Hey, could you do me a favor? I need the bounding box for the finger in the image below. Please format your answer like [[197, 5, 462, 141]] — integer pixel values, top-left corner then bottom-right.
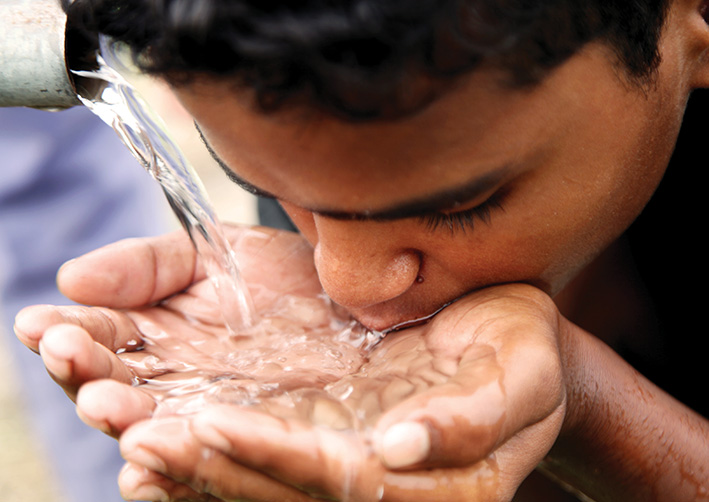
[[76, 379, 156, 437], [37, 323, 138, 400], [119, 463, 219, 502], [189, 406, 384, 500], [189, 407, 506, 502], [57, 230, 201, 308], [14, 304, 144, 353], [380, 459, 502, 502], [120, 416, 318, 502], [373, 327, 564, 470]]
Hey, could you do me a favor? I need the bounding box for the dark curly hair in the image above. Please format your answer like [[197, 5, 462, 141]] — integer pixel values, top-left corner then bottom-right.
[[64, 0, 671, 119]]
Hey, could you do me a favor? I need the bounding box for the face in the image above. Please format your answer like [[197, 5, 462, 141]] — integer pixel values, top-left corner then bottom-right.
[[174, 33, 695, 331]]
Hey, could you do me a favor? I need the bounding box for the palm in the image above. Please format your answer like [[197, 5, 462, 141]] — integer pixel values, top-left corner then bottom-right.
[[120, 284, 566, 502], [119, 267, 375, 420]]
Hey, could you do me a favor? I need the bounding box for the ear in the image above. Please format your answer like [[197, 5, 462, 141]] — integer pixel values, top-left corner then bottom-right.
[[681, 0, 709, 88]]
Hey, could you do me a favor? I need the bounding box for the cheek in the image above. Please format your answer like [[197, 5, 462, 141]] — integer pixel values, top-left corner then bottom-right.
[[413, 196, 606, 297], [411, 226, 541, 295]]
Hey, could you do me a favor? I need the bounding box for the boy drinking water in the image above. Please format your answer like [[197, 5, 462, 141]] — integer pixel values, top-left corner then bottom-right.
[[14, 0, 709, 500]]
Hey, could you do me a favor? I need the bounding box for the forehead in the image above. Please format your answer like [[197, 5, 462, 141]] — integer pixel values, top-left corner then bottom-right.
[[174, 45, 632, 211]]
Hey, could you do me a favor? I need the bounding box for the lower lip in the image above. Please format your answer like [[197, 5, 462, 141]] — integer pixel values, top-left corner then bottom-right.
[[377, 300, 457, 334]]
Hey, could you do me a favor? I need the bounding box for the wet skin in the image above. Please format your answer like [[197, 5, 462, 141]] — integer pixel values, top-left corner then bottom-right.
[[173, 36, 695, 331]]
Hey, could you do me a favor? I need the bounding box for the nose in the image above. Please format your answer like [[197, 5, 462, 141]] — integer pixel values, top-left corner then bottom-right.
[[311, 216, 421, 309]]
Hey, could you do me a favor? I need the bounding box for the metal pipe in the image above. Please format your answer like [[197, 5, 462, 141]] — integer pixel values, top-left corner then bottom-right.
[[0, 0, 80, 109]]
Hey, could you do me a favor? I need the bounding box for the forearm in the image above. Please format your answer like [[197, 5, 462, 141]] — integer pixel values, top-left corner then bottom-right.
[[545, 322, 708, 502]]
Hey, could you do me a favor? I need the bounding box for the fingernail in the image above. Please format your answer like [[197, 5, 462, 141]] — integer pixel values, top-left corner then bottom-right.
[[123, 447, 167, 473], [38, 338, 72, 381], [379, 422, 430, 468], [128, 483, 169, 502]]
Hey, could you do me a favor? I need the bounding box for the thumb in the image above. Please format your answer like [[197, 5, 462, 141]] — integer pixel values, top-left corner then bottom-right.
[[57, 230, 200, 308], [373, 344, 506, 469], [373, 340, 563, 470]]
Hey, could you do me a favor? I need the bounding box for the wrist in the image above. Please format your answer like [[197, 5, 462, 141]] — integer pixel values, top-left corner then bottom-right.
[[554, 319, 592, 439], [546, 321, 709, 502]]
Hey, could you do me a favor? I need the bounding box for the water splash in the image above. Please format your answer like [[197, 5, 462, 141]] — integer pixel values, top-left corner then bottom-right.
[[74, 36, 257, 332]]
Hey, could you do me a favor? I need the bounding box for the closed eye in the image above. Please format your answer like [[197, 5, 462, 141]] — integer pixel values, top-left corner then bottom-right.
[[419, 190, 506, 234]]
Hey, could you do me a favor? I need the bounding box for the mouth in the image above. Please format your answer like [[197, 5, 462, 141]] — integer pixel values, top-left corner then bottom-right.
[[345, 298, 458, 333]]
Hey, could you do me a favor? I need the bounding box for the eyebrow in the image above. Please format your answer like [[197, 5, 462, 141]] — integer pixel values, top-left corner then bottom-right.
[[197, 123, 509, 221]]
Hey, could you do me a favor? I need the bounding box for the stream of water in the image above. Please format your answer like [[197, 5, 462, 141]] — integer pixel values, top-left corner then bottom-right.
[[74, 39, 258, 334]]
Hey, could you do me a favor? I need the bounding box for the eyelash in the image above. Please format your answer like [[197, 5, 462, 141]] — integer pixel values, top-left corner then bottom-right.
[[419, 191, 505, 234]]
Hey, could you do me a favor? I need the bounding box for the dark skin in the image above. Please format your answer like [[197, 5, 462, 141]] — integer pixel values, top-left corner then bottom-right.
[[14, 0, 709, 499]]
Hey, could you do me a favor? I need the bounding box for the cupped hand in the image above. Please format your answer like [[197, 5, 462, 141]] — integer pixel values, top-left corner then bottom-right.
[[118, 283, 567, 502], [14, 226, 567, 501], [13, 225, 342, 434]]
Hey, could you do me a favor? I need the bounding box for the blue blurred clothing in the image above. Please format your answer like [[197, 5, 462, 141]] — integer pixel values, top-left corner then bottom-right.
[[0, 106, 167, 502]]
